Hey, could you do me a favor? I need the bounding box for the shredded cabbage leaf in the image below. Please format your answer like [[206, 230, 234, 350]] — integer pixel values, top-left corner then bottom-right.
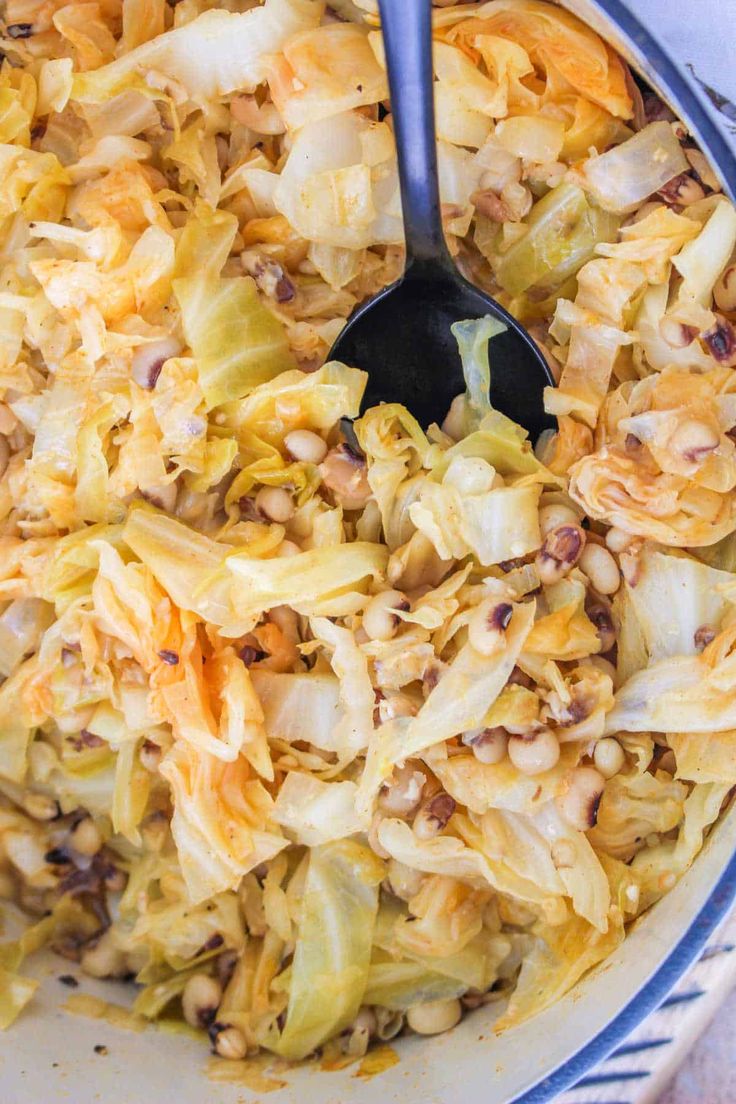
[[174, 275, 295, 410], [267, 840, 382, 1059]]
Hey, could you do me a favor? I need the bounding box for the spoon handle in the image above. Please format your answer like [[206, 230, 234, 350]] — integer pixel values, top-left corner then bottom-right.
[[378, 0, 452, 273]]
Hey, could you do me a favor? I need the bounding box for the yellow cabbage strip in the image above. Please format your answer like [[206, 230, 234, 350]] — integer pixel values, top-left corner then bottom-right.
[[226, 542, 389, 623], [160, 742, 286, 903], [669, 731, 736, 785], [71, 0, 325, 105], [495, 908, 624, 1030], [427, 743, 580, 817], [0, 969, 38, 1029], [447, 0, 632, 118], [606, 632, 736, 735], [380, 816, 558, 909], [268, 840, 382, 1060], [174, 274, 295, 410]]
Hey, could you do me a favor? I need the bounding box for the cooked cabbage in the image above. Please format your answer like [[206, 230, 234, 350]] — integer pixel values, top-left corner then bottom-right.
[[268, 840, 382, 1059], [73, 0, 325, 104], [1, 0, 734, 1065], [574, 123, 688, 212]]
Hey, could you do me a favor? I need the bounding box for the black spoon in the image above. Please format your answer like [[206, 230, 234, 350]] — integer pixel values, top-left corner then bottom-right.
[[328, 0, 555, 438]]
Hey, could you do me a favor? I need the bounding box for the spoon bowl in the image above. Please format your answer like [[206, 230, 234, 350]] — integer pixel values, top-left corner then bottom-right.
[[327, 0, 556, 436], [330, 263, 555, 438]]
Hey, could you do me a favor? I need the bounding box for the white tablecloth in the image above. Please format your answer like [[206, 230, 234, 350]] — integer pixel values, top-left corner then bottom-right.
[[623, 0, 736, 140]]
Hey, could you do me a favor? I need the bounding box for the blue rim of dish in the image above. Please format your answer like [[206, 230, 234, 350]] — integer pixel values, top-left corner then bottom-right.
[[511, 4, 736, 1099]]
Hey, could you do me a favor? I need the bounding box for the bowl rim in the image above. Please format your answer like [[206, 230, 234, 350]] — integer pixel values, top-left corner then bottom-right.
[[583, 0, 736, 201], [512, 845, 736, 1102], [511, 6, 736, 1098]]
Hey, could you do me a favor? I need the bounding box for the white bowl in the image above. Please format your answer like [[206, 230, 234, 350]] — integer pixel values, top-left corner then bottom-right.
[[8, 799, 736, 1104], [5, 5, 736, 1102]]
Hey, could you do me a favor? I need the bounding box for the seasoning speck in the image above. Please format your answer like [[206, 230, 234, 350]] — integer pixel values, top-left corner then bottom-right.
[[58, 974, 79, 988], [93, 1044, 108, 1056], [44, 847, 71, 865], [198, 932, 224, 953], [239, 644, 266, 667]]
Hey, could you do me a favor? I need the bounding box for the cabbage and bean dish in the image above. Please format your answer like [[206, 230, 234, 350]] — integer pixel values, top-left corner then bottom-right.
[[2, 0, 736, 1067]]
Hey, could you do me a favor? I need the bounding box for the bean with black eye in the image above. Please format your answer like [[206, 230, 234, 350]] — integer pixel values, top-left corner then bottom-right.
[[461, 726, 508, 765], [407, 998, 461, 1035], [69, 816, 102, 857], [468, 599, 514, 655], [378, 763, 425, 817], [284, 429, 327, 465], [579, 544, 620, 595], [556, 767, 606, 831], [182, 973, 222, 1030], [255, 485, 294, 523], [669, 418, 721, 462], [209, 1023, 248, 1060], [586, 594, 616, 653], [593, 737, 625, 778], [538, 503, 578, 537], [508, 728, 560, 775], [413, 792, 456, 839], [702, 316, 736, 367], [0, 435, 9, 480], [656, 172, 706, 206], [319, 444, 371, 510], [535, 524, 585, 585], [362, 590, 409, 641], [131, 337, 181, 390], [714, 265, 736, 313]]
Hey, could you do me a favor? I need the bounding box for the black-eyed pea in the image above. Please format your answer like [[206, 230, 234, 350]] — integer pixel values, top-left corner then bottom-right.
[[69, 815, 102, 857], [319, 444, 371, 510], [0, 434, 8, 480], [363, 590, 409, 641], [507, 728, 560, 775], [461, 726, 508, 765], [714, 265, 736, 313], [538, 503, 578, 538], [284, 429, 328, 465], [593, 737, 625, 779], [535, 524, 586, 585], [579, 543, 621, 595], [586, 595, 616, 653], [378, 763, 425, 817], [467, 600, 514, 656], [80, 931, 128, 979], [412, 792, 456, 840], [131, 337, 181, 390], [406, 998, 461, 1035], [669, 418, 721, 463], [210, 1023, 248, 1060], [255, 485, 294, 523], [182, 973, 222, 1029], [555, 766, 606, 831], [386, 858, 425, 901], [22, 792, 59, 821]]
